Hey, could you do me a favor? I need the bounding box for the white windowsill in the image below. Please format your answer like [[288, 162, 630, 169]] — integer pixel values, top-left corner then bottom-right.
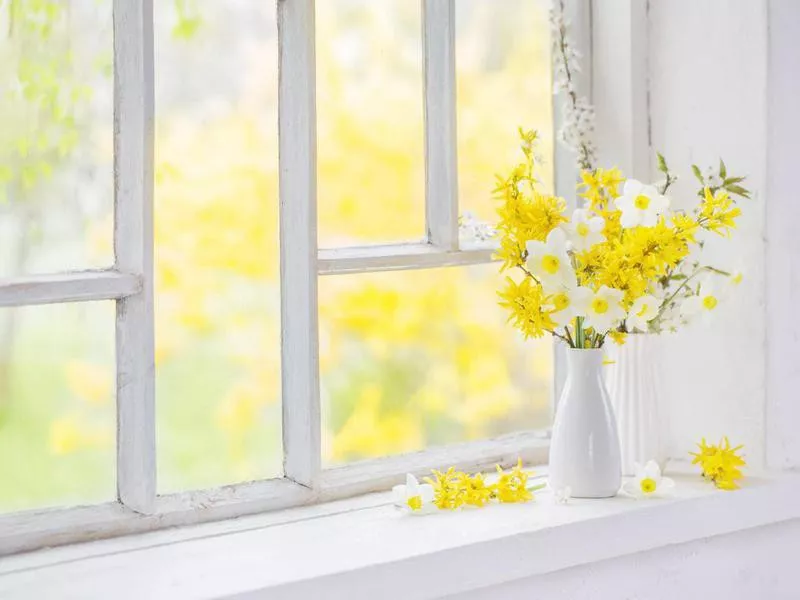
[[1, 464, 798, 600]]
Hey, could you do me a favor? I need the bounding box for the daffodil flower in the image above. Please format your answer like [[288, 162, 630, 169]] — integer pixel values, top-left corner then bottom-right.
[[545, 285, 592, 327], [626, 294, 659, 332], [392, 474, 435, 515], [680, 281, 723, 319], [565, 208, 605, 251], [622, 460, 674, 499], [525, 228, 574, 291], [573, 285, 625, 333], [614, 179, 670, 228]]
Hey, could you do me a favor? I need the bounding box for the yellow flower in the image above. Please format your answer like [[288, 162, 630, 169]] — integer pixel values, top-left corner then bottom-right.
[[459, 472, 494, 507], [497, 276, 557, 339], [690, 437, 746, 490], [494, 458, 534, 503], [698, 187, 741, 235], [607, 329, 627, 345], [425, 467, 466, 510]]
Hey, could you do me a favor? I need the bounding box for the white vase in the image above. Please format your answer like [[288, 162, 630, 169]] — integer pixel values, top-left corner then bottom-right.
[[604, 334, 667, 476], [549, 348, 621, 498]]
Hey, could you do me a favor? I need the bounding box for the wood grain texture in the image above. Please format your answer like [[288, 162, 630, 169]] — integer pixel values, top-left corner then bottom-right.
[[113, 0, 156, 514], [318, 241, 497, 275], [0, 271, 140, 307], [423, 0, 459, 250], [278, 0, 321, 489], [0, 479, 311, 557]]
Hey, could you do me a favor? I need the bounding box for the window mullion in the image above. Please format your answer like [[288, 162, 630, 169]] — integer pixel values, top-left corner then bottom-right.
[[278, 0, 321, 489], [113, 0, 156, 514], [423, 0, 459, 251]]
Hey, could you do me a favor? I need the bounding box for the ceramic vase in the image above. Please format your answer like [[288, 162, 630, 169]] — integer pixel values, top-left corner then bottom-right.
[[549, 348, 621, 498], [604, 333, 667, 476]]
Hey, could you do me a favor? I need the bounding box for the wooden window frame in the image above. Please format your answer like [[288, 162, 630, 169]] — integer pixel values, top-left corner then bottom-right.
[[0, 0, 590, 555]]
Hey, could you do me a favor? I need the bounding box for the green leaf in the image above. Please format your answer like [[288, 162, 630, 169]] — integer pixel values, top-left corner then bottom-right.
[[723, 176, 746, 185], [719, 158, 727, 179], [727, 184, 751, 198], [691, 164, 704, 185], [656, 152, 668, 173]]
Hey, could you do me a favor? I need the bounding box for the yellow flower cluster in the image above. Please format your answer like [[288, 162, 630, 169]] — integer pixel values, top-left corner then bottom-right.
[[497, 276, 556, 339], [494, 130, 567, 272], [424, 459, 539, 510], [698, 187, 741, 236], [494, 129, 749, 347], [575, 217, 696, 304], [690, 437, 746, 490]]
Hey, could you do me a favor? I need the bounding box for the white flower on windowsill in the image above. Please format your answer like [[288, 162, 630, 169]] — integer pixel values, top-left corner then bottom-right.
[[614, 179, 670, 228], [526, 228, 574, 291], [565, 208, 605, 251], [626, 294, 659, 332], [392, 474, 435, 515], [622, 460, 675, 499]]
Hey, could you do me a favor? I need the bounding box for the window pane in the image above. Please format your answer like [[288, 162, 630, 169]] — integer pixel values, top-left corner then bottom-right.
[[456, 0, 554, 228], [154, 1, 282, 492], [0, 302, 115, 512], [320, 265, 552, 465], [0, 3, 113, 276], [317, 0, 425, 247]]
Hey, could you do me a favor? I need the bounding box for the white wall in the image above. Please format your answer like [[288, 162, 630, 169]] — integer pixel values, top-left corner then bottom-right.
[[448, 518, 800, 600], [593, 0, 770, 466]]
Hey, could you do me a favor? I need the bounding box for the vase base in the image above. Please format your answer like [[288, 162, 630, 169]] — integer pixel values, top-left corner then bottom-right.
[[569, 491, 619, 499]]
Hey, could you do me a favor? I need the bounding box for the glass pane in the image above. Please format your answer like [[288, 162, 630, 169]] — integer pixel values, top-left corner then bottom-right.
[[0, 302, 115, 512], [320, 265, 552, 465], [154, 1, 282, 492], [317, 0, 425, 247], [456, 0, 554, 228], [0, 2, 113, 276]]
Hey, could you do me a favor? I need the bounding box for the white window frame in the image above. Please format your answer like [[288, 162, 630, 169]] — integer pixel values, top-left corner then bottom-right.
[[0, 0, 591, 555]]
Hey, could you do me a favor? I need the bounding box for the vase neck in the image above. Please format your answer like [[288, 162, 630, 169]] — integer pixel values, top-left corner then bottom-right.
[[565, 348, 604, 373]]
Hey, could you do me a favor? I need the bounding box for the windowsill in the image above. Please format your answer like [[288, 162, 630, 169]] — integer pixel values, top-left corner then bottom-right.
[[1, 464, 798, 600]]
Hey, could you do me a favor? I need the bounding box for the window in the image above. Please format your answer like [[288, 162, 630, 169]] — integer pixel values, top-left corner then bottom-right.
[[0, 0, 572, 554]]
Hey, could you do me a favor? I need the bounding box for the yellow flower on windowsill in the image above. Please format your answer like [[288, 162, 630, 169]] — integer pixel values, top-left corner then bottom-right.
[[494, 458, 534, 503], [690, 437, 746, 490]]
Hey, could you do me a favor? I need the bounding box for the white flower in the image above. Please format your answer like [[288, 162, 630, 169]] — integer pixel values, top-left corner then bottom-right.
[[729, 270, 744, 287], [392, 474, 435, 515], [565, 208, 605, 251], [554, 486, 572, 505], [622, 460, 674, 499], [626, 294, 659, 332], [526, 228, 575, 291], [573, 285, 625, 333], [545, 285, 592, 327], [614, 180, 670, 228], [680, 281, 723, 319]]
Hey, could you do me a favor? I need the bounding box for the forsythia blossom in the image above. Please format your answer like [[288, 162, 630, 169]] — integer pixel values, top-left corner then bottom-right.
[[414, 459, 541, 513], [690, 437, 746, 490]]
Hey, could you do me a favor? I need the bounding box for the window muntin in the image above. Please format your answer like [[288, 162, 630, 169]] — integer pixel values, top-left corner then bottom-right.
[[0, 0, 563, 552]]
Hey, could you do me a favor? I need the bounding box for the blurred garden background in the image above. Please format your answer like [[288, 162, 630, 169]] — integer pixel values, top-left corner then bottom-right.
[[0, 0, 553, 512]]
